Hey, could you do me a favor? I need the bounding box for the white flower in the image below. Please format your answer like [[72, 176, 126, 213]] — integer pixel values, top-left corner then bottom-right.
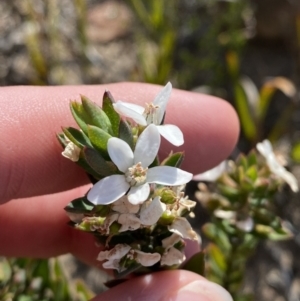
[[87, 124, 193, 205], [257, 140, 299, 192], [113, 82, 184, 146], [62, 141, 81, 162]]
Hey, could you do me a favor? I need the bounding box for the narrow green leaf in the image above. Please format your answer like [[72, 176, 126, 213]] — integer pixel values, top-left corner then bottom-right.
[[81, 95, 112, 134], [234, 82, 257, 142], [208, 244, 227, 272], [62, 127, 92, 148], [70, 101, 89, 134], [119, 119, 134, 149], [64, 197, 94, 214], [292, 142, 300, 163], [161, 152, 184, 167], [102, 91, 120, 137], [76, 157, 103, 181], [56, 133, 67, 148], [181, 251, 205, 276], [87, 125, 112, 158], [0, 257, 12, 284], [84, 147, 117, 177]]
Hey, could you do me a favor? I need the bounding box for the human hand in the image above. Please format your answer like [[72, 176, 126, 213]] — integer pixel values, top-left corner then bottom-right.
[[0, 83, 239, 301]]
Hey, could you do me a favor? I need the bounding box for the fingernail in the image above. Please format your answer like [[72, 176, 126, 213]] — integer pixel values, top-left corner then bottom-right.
[[173, 280, 233, 301]]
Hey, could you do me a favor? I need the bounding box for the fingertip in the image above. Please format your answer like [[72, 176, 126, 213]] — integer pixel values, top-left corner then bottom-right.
[[90, 270, 232, 301]]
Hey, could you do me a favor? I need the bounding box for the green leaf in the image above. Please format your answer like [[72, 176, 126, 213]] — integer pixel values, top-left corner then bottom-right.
[[62, 127, 92, 148], [181, 251, 205, 276], [161, 152, 184, 167], [81, 95, 112, 134], [119, 119, 134, 150], [83, 147, 117, 177], [102, 91, 120, 137], [76, 157, 103, 181], [70, 101, 89, 134], [245, 165, 257, 182], [234, 82, 257, 142], [56, 133, 67, 148], [64, 197, 94, 214], [208, 244, 227, 272], [0, 257, 12, 284], [202, 223, 231, 253], [292, 142, 300, 163], [87, 125, 112, 158]]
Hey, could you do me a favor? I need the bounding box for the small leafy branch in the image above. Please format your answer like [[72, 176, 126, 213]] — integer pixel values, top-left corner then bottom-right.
[[58, 83, 202, 282], [195, 140, 298, 300]]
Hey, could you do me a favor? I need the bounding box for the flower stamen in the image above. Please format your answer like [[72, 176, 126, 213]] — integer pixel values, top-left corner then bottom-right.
[[125, 162, 148, 186], [144, 102, 160, 124]]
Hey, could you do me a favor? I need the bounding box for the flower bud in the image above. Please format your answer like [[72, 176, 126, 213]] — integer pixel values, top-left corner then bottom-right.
[[155, 188, 177, 204], [158, 211, 176, 225]]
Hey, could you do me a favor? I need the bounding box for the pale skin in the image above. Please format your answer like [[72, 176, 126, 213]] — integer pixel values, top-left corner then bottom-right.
[[0, 83, 239, 301]]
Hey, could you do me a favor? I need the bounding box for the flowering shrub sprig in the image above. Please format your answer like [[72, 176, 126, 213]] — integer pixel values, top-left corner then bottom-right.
[[195, 139, 299, 300], [57, 83, 200, 279]]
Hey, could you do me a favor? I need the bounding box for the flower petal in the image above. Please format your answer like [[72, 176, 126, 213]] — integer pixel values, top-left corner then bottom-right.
[[134, 250, 161, 267], [111, 196, 140, 214], [98, 244, 131, 261], [236, 217, 254, 232], [113, 101, 147, 126], [103, 259, 120, 271], [127, 183, 150, 205], [108, 138, 134, 172], [157, 124, 183, 146], [193, 161, 227, 182], [134, 124, 160, 168], [139, 196, 166, 226], [161, 247, 185, 266], [103, 213, 119, 235], [256, 140, 273, 158], [153, 82, 172, 124], [168, 217, 199, 241], [87, 175, 129, 205], [118, 213, 141, 232], [162, 233, 182, 250], [257, 140, 299, 192], [147, 166, 193, 186]]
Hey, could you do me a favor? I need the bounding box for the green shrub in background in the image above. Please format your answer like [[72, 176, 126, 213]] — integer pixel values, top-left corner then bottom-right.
[[0, 257, 93, 301]]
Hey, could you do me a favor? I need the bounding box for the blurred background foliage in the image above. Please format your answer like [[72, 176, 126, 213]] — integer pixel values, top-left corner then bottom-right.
[[1, 0, 300, 300]]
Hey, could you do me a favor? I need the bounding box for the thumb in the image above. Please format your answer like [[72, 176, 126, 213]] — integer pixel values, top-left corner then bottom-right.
[[91, 270, 232, 301]]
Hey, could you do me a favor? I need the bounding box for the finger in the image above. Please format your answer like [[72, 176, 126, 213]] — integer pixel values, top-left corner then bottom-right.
[[0, 185, 102, 266], [0, 83, 239, 203], [91, 270, 232, 301], [0, 186, 200, 265]]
